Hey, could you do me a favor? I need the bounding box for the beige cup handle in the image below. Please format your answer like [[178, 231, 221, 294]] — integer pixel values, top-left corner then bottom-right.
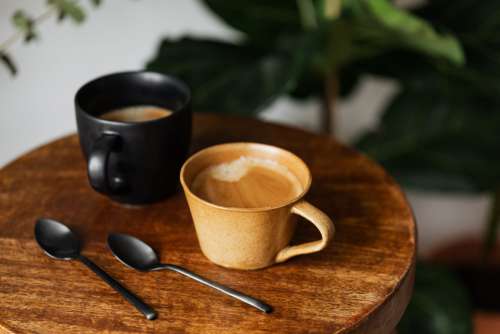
[[275, 200, 335, 263]]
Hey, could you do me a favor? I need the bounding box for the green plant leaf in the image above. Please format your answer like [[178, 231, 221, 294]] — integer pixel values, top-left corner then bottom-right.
[[398, 263, 473, 334], [201, 0, 302, 41], [415, 0, 500, 37], [343, 0, 464, 66], [0, 52, 17, 76], [356, 76, 500, 193], [11, 10, 37, 42], [290, 60, 359, 99], [415, 0, 500, 99], [146, 36, 312, 115], [289, 69, 323, 99], [90, 0, 102, 6], [351, 0, 500, 194], [48, 0, 86, 23]]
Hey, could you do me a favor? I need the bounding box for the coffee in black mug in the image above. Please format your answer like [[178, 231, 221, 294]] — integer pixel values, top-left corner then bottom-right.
[[75, 71, 191, 204]]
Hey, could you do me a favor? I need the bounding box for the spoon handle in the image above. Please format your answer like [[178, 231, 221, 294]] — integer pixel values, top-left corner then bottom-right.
[[157, 264, 272, 313], [78, 255, 157, 320]]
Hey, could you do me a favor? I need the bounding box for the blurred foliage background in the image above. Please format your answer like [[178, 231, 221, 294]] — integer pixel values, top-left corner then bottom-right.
[[147, 1, 497, 332], [145, 1, 499, 329]]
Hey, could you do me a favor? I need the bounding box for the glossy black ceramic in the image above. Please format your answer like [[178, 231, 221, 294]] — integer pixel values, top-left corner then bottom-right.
[[75, 71, 191, 204]]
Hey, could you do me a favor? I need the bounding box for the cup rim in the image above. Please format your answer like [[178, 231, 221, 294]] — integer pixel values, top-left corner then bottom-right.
[[75, 70, 191, 127], [180, 142, 312, 212]]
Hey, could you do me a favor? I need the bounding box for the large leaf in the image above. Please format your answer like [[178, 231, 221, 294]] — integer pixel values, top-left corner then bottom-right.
[[351, 0, 500, 193], [201, 0, 302, 41], [415, 0, 500, 98], [146, 36, 312, 115], [357, 0, 500, 96], [323, 0, 466, 98], [415, 0, 500, 37], [340, 0, 464, 66], [398, 263, 473, 334], [356, 77, 500, 193]]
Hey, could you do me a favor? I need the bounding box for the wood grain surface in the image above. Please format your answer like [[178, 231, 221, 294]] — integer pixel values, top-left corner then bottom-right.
[[0, 113, 416, 334]]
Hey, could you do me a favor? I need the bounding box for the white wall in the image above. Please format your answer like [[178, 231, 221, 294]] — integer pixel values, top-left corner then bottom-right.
[[0, 0, 491, 255]]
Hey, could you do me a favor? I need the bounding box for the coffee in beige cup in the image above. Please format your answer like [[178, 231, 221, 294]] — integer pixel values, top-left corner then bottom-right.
[[180, 142, 335, 270]]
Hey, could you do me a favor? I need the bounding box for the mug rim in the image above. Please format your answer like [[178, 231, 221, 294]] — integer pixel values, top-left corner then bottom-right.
[[180, 142, 312, 212], [75, 70, 191, 127]]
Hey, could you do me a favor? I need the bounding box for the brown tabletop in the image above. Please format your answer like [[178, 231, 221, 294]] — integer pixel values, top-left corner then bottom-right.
[[0, 113, 415, 334]]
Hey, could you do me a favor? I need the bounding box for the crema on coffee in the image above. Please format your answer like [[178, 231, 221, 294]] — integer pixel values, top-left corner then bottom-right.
[[191, 156, 303, 209]]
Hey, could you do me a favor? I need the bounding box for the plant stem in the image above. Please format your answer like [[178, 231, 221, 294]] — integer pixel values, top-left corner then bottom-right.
[[482, 188, 500, 261], [0, 6, 57, 53], [322, 72, 338, 135], [319, 0, 342, 136], [0, 32, 23, 52]]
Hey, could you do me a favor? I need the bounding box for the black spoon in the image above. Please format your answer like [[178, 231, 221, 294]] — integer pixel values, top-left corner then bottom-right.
[[108, 233, 273, 313], [34, 218, 157, 320]]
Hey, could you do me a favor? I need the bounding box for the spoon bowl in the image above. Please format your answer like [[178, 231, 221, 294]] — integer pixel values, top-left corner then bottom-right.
[[35, 218, 81, 260], [108, 233, 159, 271]]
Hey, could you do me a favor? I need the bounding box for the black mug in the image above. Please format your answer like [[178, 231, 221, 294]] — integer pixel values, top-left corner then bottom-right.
[[75, 71, 192, 204]]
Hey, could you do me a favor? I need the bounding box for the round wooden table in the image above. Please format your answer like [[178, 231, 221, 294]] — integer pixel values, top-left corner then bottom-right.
[[0, 113, 415, 334]]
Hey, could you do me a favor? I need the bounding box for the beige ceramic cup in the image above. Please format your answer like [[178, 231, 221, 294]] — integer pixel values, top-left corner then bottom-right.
[[180, 143, 335, 270]]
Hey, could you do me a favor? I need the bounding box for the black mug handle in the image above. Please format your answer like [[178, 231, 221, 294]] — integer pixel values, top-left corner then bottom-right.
[[88, 133, 124, 195]]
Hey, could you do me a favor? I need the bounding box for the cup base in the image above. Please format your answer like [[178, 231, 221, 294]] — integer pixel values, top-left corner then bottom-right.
[[107, 186, 180, 206], [201, 250, 275, 271]]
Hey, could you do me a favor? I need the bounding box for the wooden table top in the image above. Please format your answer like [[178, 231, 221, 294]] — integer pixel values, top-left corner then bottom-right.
[[0, 113, 415, 334]]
